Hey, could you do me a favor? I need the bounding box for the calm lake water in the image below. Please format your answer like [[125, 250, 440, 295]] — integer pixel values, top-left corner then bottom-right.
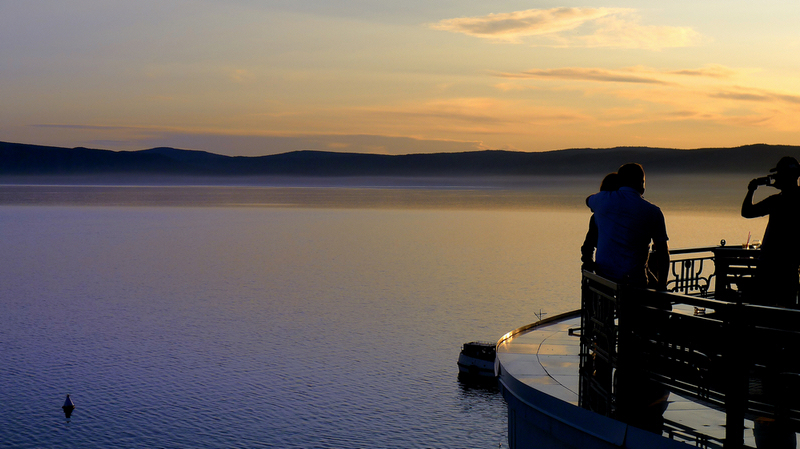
[[0, 180, 768, 448]]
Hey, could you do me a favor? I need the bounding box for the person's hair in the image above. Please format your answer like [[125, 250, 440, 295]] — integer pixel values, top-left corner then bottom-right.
[[600, 172, 620, 191], [617, 163, 645, 189]]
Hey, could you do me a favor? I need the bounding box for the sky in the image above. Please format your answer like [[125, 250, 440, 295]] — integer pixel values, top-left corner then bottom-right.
[[3, 1, 800, 156]]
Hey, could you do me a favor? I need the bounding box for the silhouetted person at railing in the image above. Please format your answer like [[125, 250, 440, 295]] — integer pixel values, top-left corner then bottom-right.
[[586, 163, 670, 290], [581, 172, 620, 272], [742, 156, 800, 448], [742, 156, 800, 309], [585, 163, 671, 434]]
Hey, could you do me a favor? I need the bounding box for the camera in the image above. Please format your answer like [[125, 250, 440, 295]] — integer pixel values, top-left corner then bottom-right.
[[754, 175, 775, 186]]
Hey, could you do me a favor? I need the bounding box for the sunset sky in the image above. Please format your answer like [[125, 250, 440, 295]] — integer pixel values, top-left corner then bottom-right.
[[3, 1, 800, 156]]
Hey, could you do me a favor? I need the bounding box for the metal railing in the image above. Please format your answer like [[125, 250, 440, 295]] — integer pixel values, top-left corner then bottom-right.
[[579, 248, 800, 449], [665, 247, 716, 297]]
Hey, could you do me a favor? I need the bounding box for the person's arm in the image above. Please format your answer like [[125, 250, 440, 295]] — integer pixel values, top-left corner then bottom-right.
[[581, 215, 597, 271], [742, 179, 772, 218], [651, 240, 669, 291]]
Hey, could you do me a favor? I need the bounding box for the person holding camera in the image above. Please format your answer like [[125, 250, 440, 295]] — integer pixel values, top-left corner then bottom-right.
[[741, 156, 800, 308]]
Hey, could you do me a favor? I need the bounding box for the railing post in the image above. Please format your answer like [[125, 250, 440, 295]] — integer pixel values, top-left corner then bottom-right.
[[723, 302, 747, 449], [579, 272, 618, 416], [579, 274, 591, 410]]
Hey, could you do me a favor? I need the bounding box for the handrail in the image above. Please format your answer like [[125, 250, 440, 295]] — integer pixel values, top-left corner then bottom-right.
[[497, 309, 582, 346], [669, 246, 717, 255]]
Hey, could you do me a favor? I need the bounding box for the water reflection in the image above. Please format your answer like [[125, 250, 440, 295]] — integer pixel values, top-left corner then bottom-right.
[[0, 174, 754, 213], [62, 394, 75, 419], [0, 184, 592, 210], [456, 374, 508, 449], [457, 373, 500, 394]]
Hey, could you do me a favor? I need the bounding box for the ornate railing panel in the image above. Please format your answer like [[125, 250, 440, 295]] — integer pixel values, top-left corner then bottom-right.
[[666, 247, 715, 297]]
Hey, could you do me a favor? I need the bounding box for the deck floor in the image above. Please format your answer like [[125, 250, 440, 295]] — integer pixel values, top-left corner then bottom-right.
[[496, 313, 797, 448]]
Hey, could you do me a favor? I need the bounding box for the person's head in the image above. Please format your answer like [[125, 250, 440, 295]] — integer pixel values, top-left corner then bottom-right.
[[599, 172, 620, 191], [770, 156, 800, 189], [617, 163, 645, 194]]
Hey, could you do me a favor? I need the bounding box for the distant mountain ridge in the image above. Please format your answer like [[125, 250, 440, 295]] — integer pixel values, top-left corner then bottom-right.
[[2, 141, 799, 178]]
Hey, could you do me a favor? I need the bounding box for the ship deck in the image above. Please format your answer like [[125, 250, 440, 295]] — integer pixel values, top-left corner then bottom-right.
[[496, 308, 798, 448]]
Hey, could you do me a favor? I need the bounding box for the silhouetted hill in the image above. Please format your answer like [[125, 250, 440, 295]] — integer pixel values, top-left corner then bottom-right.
[[2, 141, 799, 178]]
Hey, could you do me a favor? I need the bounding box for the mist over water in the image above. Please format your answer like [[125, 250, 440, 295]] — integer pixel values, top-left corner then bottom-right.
[[0, 173, 757, 212], [0, 177, 768, 448]]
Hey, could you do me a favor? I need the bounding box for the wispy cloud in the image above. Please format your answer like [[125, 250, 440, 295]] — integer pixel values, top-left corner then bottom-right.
[[431, 8, 615, 42], [668, 65, 736, 78], [488, 62, 800, 136], [31, 124, 144, 131], [496, 67, 673, 85], [430, 8, 700, 49], [592, 83, 800, 132], [229, 69, 256, 84], [576, 14, 699, 49], [709, 88, 800, 104], [355, 99, 593, 143], [709, 91, 772, 102], [373, 99, 518, 126], [496, 65, 740, 86], [25, 123, 493, 155], [775, 93, 800, 105]]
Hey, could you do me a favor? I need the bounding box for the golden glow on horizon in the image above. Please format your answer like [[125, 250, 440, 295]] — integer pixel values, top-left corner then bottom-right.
[[3, 2, 800, 155]]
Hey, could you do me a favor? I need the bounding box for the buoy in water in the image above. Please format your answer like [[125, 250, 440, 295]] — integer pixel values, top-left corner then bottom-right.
[[62, 394, 75, 418]]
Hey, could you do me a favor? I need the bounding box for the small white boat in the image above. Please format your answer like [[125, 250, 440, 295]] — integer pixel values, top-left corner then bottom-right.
[[457, 341, 497, 378]]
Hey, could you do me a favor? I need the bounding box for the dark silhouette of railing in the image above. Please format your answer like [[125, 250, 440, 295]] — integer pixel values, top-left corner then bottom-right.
[[665, 247, 716, 297], [579, 247, 800, 449]]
